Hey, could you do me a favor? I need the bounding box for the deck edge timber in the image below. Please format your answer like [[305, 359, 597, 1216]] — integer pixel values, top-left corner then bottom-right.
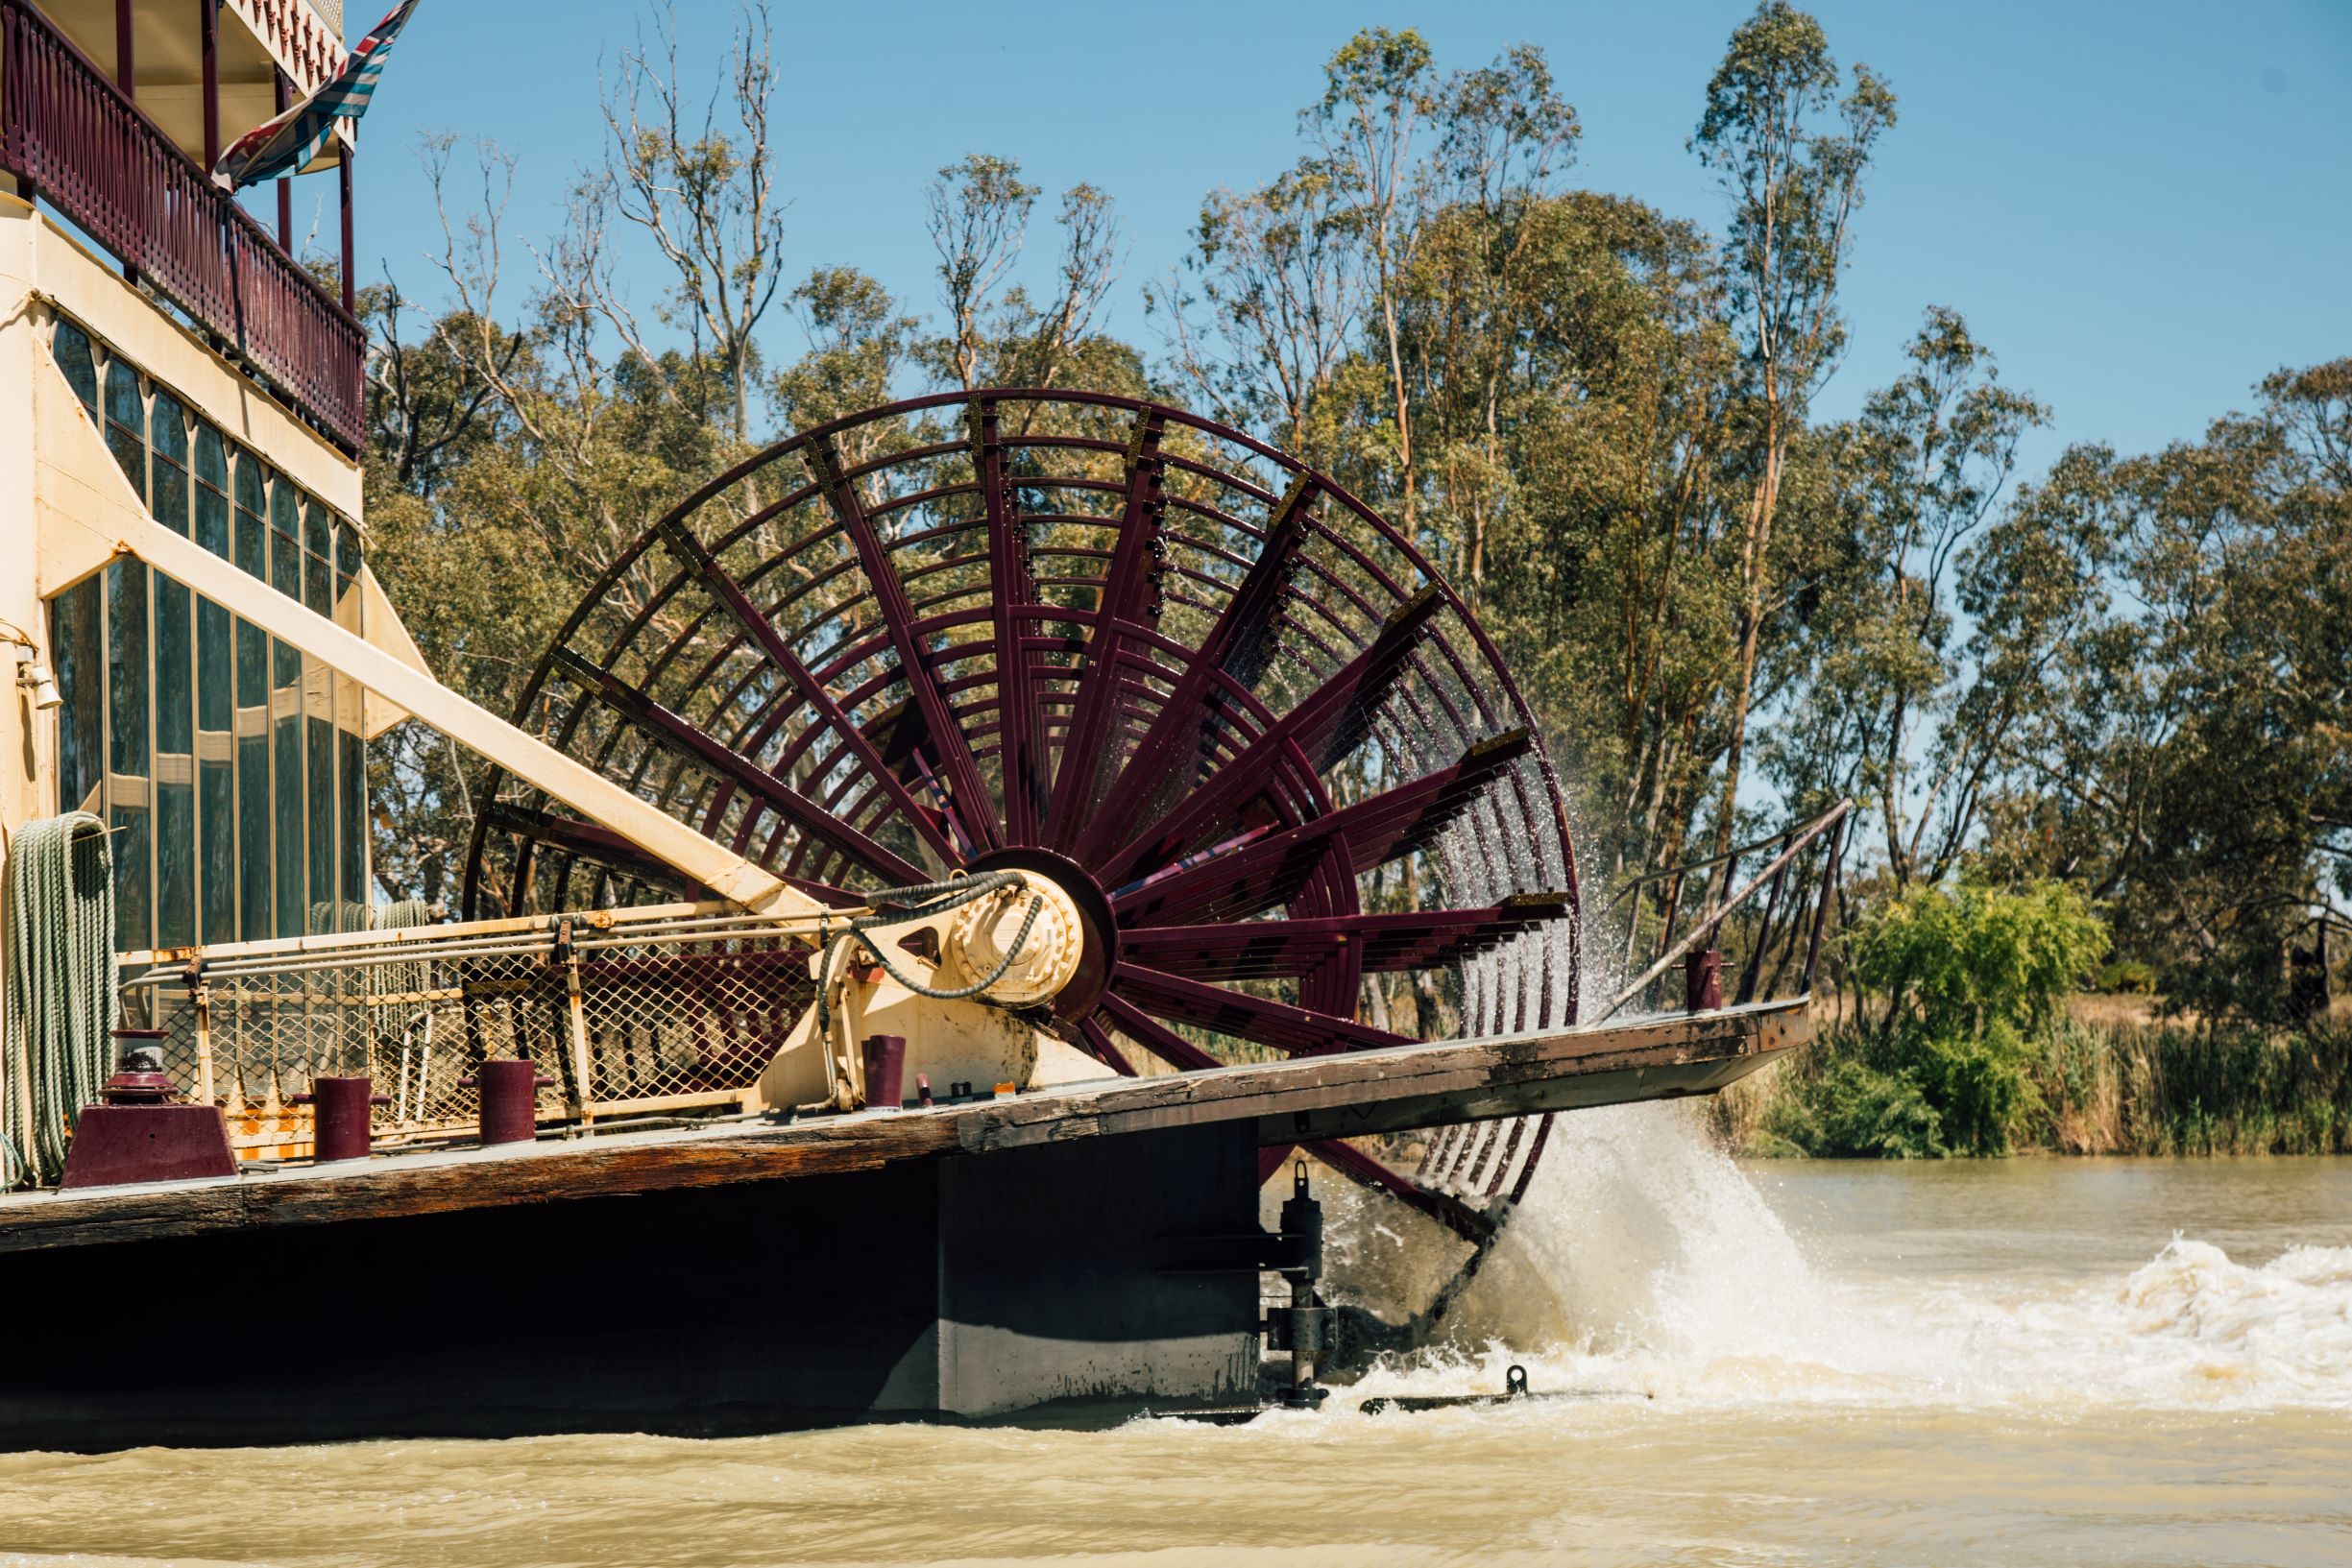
[[0, 1001, 1809, 1255]]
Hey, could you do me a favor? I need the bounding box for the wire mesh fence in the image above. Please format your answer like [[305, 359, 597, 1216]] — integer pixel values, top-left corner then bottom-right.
[[121, 904, 812, 1157]]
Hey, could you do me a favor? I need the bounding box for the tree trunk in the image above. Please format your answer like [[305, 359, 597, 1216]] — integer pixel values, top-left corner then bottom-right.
[[1714, 409, 1782, 856]]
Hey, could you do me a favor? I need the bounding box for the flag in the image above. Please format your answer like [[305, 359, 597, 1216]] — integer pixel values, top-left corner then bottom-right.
[[210, 0, 422, 191]]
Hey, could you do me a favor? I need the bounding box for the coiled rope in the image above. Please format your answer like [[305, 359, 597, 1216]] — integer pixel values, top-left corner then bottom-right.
[[812, 872, 1048, 1044], [373, 899, 435, 1112], [1, 813, 117, 1189]]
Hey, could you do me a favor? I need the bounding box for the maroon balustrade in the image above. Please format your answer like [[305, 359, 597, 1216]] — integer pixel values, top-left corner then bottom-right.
[[0, 0, 364, 450]]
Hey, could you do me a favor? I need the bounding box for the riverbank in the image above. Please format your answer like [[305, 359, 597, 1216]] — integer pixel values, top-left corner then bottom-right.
[[1711, 1012, 2352, 1158]]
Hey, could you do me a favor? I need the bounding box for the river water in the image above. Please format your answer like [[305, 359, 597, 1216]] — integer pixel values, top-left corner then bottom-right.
[[4, 1106, 2349, 1566]]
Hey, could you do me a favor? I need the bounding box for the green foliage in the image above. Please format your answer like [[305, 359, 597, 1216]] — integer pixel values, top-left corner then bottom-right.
[[1744, 879, 2352, 1160], [1971, 361, 2352, 1021], [1762, 1023, 2042, 1158], [1745, 1016, 2352, 1158], [1760, 1051, 1944, 1158], [2089, 1019, 2352, 1155], [1692, 0, 1896, 401], [1852, 877, 2109, 1040], [1762, 878, 2108, 1156], [1851, 876, 2107, 1153], [1765, 308, 2048, 890]]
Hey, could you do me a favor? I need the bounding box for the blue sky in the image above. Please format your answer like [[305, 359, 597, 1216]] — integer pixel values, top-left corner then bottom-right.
[[341, 0, 2352, 477]]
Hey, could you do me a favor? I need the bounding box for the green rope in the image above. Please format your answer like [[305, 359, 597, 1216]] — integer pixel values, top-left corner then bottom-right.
[[1, 813, 117, 1189], [372, 899, 434, 1080], [375, 900, 432, 930]]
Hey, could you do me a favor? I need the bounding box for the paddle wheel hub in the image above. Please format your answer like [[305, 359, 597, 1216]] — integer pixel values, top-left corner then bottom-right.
[[965, 846, 1117, 1023]]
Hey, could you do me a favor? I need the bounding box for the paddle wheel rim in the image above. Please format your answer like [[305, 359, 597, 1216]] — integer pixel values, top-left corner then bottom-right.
[[460, 388, 1581, 1231]]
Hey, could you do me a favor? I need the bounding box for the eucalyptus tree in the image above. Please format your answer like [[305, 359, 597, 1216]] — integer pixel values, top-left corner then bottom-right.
[[1772, 307, 2048, 889], [1406, 44, 1579, 601], [927, 154, 1037, 396], [1691, 0, 1896, 856], [1975, 361, 2352, 1019], [1307, 28, 1438, 530], [1435, 191, 1741, 879], [584, 0, 788, 449], [924, 155, 1131, 421], [1149, 161, 1362, 465]]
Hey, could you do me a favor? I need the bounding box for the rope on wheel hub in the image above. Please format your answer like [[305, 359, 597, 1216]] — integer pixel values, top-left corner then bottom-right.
[[811, 871, 1048, 1045], [1, 813, 118, 1189]]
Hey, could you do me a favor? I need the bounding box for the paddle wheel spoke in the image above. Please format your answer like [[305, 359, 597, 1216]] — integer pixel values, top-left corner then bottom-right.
[[1095, 587, 1444, 884], [1110, 730, 1532, 927], [1118, 900, 1570, 983], [551, 647, 928, 886], [804, 433, 1000, 853], [477, 800, 710, 899], [649, 514, 958, 866], [1297, 1136, 1497, 1245], [1072, 1016, 1138, 1076], [974, 400, 1047, 843], [1041, 411, 1166, 850], [1073, 474, 1318, 865], [1110, 964, 1410, 1056]]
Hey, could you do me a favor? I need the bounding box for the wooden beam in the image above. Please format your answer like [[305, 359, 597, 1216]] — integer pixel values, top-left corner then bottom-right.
[[274, 68, 291, 251], [49, 493, 808, 917], [338, 146, 354, 316], [550, 646, 927, 887], [1111, 730, 1532, 926], [114, 0, 134, 91], [200, 0, 220, 167], [804, 434, 998, 852], [649, 516, 958, 865]]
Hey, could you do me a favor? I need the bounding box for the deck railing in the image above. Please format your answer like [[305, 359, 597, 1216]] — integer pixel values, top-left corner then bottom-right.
[[0, 0, 365, 450], [119, 904, 798, 1156], [1600, 797, 1854, 1020]]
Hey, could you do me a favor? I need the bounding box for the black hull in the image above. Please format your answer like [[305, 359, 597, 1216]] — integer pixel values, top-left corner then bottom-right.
[[0, 1123, 1262, 1450]]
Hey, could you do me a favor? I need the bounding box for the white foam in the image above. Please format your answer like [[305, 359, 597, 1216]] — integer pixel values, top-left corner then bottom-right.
[[1346, 1102, 2352, 1415]]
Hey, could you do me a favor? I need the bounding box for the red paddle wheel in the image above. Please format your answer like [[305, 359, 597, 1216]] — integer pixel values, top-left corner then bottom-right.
[[463, 390, 1581, 1243]]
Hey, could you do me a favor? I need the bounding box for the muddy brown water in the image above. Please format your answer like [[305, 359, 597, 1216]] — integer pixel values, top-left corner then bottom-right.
[[3, 1107, 2348, 1566]]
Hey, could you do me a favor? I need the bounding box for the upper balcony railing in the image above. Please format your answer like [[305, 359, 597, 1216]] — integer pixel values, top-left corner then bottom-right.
[[228, 0, 346, 97], [0, 0, 365, 452]]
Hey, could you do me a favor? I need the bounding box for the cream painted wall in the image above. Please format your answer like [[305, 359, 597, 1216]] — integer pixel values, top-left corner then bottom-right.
[[2, 197, 361, 516], [0, 195, 375, 837], [0, 201, 51, 836]]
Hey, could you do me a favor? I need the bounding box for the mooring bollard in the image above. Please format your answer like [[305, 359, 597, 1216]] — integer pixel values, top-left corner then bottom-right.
[[1685, 948, 1724, 1012], [291, 1075, 390, 1162], [458, 1058, 557, 1146], [861, 1034, 907, 1110], [58, 1034, 238, 1190]]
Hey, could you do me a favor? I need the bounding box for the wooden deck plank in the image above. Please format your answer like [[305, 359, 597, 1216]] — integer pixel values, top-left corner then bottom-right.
[[0, 1001, 1808, 1255]]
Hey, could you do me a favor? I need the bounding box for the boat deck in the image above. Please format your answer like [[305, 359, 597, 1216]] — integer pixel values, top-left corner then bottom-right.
[[0, 1000, 1807, 1255]]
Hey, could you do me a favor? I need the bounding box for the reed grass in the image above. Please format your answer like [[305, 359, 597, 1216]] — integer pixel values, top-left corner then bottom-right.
[[1713, 1014, 2352, 1157]]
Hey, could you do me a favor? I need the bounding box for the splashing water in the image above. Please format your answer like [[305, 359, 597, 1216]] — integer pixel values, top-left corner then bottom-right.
[[1444, 1101, 1823, 1356], [1341, 1101, 2352, 1417]]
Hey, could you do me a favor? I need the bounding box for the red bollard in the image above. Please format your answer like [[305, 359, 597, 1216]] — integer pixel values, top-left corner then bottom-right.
[[458, 1059, 557, 1146], [291, 1075, 391, 1162], [861, 1034, 907, 1110], [1685, 948, 1724, 1012], [59, 1035, 237, 1190]]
